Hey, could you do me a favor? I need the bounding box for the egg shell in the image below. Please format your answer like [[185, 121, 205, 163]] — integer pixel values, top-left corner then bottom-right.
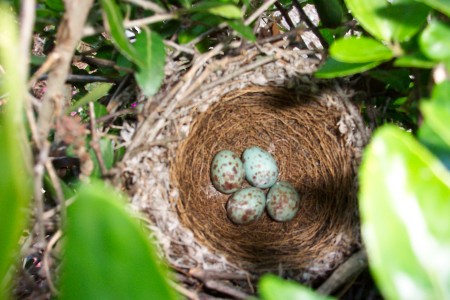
[[226, 187, 266, 225], [242, 146, 279, 189], [211, 150, 245, 194], [266, 181, 300, 222]]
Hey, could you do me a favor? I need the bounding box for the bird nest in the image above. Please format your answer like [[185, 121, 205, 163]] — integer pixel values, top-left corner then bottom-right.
[[118, 41, 370, 298]]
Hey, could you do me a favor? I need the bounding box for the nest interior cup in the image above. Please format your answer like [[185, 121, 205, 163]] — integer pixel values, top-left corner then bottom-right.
[[172, 85, 360, 276]]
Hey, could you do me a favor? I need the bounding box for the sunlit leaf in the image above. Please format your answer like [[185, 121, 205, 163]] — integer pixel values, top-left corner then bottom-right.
[[100, 0, 136, 61], [0, 6, 32, 298], [259, 274, 334, 300], [344, 0, 430, 42], [227, 20, 256, 41], [61, 182, 177, 300], [420, 20, 450, 62], [315, 57, 382, 78], [133, 28, 166, 96], [190, 3, 242, 18], [67, 83, 113, 113], [416, 0, 450, 16], [330, 37, 393, 63], [360, 125, 450, 300]]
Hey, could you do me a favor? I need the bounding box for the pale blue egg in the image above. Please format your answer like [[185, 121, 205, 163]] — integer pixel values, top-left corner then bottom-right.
[[226, 187, 266, 225], [211, 150, 245, 194], [266, 181, 300, 222], [242, 146, 278, 189]]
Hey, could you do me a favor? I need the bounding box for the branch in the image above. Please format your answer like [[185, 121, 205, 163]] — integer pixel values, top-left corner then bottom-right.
[[37, 0, 95, 140], [317, 249, 368, 295]]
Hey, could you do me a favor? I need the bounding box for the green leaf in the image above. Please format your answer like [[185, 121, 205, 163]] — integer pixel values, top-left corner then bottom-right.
[[89, 138, 115, 178], [330, 37, 393, 63], [259, 274, 334, 300], [416, 0, 450, 17], [227, 20, 256, 41], [190, 3, 242, 18], [313, 0, 345, 28], [0, 6, 32, 299], [394, 52, 435, 68], [45, 0, 65, 11], [344, 0, 430, 42], [418, 82, 450, 169], [67, 83, 113, 113], [133, 28, 166, 96], [60, 181, 177, 300], [360, 125, 450, 300], [315, 57, 382, 78], [208, 4, 241, 18], [420, 20, 450, 62], [100, 0, 136, 62]]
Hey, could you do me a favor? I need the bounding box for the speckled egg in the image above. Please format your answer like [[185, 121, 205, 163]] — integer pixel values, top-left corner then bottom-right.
[[266, 181, 300, 222], [242, 146, 278, 189], [211, 150, 245, 194], [226, 187, 266, 225]]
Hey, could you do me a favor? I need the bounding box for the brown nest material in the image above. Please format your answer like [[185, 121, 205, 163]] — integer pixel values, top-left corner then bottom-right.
[[118, 41, 370, 298]]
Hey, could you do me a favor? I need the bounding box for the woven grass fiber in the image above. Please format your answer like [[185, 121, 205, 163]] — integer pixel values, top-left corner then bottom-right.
[[119, 43, 370, 294]]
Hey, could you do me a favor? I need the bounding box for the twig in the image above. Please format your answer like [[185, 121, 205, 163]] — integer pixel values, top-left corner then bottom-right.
[[124, 13, 177, 29], [292, 0, 329, 49], [170, 281, 200, 300], [96, 108, 136, 124], [42, 230, 62, 296], [244, 0, 277, 26], [317, 249, 368, 295], [164, 40, 196, 55], [78, 56, 134, 73], [38, 74, 122, 84], [44, 160, 66, 225], [189, 267, 255, 281], [89, 102, 108, 176], [204, 280, 250, 299], [19, 0, 35, 84], [37, 0, 95, 140], [124, 0, 167, 14], [34, 142, 50, 245], [106, 74, 133, 114], [187, 55, 277, 102], [274, 1, 295, 30]]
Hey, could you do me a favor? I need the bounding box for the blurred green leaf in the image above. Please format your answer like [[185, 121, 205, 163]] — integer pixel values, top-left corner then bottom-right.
[[420, 20, 450, 62], [190, 3, 242, 18], [45, 0, 65, 11], [227, 20, 256, 41], [100, 0, 137, 62], [93, 102, 108, 118], [416, 0, 450, 16], [61, 181, 177, 300], [89, 138, 115, 178], [313, 0, 345, 28], [419, 82, 450, 169], [394, 52, 435, 68], [133, 28, 166, 96], [315, 57, 382, 78], [259, 274, 334, 300], [360, 125, 450, 300], [67, 83, 113, 113], [0, 6, 32, 299], [344, 0, 430, 42], [367, 69, 411, 93], [330, 37, 393, 63]]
